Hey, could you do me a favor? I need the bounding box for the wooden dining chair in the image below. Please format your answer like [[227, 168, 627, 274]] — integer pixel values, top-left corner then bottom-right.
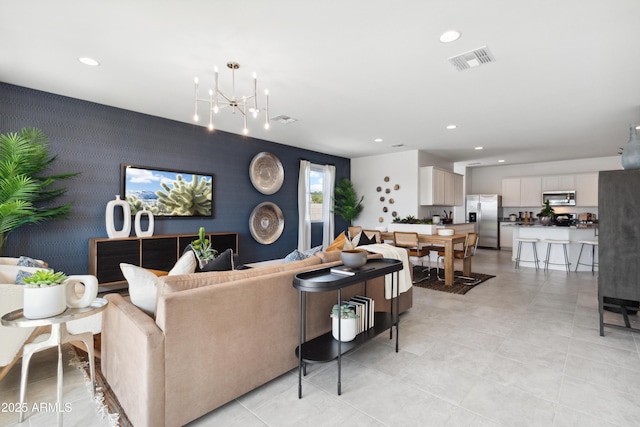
[[436, 232, 480, 285], [393, 231, 437, 281]]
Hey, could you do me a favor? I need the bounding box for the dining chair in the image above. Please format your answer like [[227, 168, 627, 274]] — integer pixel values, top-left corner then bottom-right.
[[392, 231, 437, 281], [436, 232, 480, 285]]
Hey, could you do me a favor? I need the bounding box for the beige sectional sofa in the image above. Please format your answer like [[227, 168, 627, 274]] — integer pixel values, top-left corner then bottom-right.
[[102, 250, 412, 427]]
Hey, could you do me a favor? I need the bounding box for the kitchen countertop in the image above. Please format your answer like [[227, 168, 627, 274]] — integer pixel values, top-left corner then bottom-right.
[[502, 223, 598, 229]]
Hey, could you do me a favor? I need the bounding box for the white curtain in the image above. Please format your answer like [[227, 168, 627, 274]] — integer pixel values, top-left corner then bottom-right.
[[322, 164, 335, 249], [297, 160, 311, 251]]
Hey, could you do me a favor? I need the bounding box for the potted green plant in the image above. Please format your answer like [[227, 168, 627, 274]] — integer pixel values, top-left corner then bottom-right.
[[22, 270, 99, 319], [22, 270, 68, 319], [537, 200, 555, 225], [331, 304, 359, 342], [190, 227, 218, 269], [0, 128, 79, 255], [331, 178, 363, 226]]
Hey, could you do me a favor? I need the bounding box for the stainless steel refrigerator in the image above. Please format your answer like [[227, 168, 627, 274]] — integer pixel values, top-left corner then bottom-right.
[[466, 194, 502, 249]]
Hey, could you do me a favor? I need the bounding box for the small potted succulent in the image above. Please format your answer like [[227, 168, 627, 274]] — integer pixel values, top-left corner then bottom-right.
[[191, 227, 218, 269], [22, 270, 68, 319], [22, 270, 99, 319], [331, 304, 359, 342]]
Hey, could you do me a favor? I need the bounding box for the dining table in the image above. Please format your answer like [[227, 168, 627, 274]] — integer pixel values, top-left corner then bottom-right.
[[380, 232, 470, 286]]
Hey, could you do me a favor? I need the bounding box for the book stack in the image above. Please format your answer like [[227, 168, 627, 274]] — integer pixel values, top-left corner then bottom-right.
[[340, 295, 375, 334]]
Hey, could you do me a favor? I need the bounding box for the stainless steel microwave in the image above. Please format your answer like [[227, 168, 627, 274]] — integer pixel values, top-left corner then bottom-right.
[[542, 190, 576, 206]]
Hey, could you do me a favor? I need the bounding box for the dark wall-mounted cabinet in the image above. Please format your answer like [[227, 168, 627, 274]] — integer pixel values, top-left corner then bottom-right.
[[598, 169, 640, 334], [89, 232, 238, 287]]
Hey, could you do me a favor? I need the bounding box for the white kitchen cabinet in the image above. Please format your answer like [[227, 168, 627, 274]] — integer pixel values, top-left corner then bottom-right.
[[420, 167, 463, 206], [500, 223, 513, 249], [520, 177, 542, 207], [542, 175, 575, 191], [575, 173, 598, 206], [444, 171, 455, 205], [454, 173, 464, 206], [501, 177, 542, 207], [501, 178, 521, 207]]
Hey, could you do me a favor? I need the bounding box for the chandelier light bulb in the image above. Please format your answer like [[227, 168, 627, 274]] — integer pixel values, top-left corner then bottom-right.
[[213, 105, 219, 114], [243, 127, 248, 135], [194, 77, 199, 84], [264, 123, 270, 130], [193, 114, 199, 122], [208, 123, 214, 131]]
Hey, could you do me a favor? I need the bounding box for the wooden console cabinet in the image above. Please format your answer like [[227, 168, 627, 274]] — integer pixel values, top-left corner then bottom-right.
[[89, 232, 238, 286]]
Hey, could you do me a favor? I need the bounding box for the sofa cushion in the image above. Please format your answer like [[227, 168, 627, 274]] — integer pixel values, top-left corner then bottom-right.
[[200, 248, 234, 272], [0, 265, 50, 284], [326, 232, 349, 251], [17, 256, 47, 268], [159, 256, 322, 296], [121, 251, 198, 316], [283, 249, 306, 263]]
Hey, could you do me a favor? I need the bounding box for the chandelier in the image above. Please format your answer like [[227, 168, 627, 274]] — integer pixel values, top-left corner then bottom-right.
[[193, 62, 270, 135]]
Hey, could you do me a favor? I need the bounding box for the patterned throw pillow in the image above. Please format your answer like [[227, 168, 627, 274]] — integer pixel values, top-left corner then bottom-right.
[[356, 231, 377, 246], [302, 245, 323, 257], [15, 270, 34, 285], [17, 256, 47, 268], [283, 249, 307, 263]]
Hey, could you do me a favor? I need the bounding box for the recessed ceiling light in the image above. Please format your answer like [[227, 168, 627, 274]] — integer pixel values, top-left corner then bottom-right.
[[446, 124, 457, 130], [439, 30, 461, 43], [374, 138, 383, 142], [498, 159, 505, 163], [475, 146, 483, 150], [78, 57, 100, 66]]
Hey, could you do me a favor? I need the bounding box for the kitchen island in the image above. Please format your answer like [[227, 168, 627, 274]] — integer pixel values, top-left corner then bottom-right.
[[510, 225, 598, 271]]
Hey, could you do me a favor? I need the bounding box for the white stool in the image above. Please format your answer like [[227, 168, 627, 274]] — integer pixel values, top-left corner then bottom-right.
[[543, 239, 571, 273], [575, 240, 598, 274], [515, 238, 540, 270]]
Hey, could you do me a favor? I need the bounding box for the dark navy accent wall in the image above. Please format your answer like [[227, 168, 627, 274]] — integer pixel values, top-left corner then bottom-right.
[[0, 83, 350, 274]]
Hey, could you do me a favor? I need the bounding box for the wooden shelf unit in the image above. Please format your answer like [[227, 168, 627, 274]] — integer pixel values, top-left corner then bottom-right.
[[88, 232, 238, 286]]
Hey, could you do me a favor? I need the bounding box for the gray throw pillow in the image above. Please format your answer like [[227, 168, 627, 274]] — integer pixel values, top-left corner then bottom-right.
[[200, 248, 234, 272]]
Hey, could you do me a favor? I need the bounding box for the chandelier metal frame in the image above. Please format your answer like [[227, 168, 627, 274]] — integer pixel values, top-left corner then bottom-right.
[[193, 62, 270, 134]]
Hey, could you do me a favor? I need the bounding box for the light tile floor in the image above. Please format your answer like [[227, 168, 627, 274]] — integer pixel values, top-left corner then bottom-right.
[[2, 249, 640, 426]]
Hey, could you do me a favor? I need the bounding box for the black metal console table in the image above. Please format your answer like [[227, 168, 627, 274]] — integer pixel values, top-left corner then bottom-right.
[[293, 258, 403, 397]]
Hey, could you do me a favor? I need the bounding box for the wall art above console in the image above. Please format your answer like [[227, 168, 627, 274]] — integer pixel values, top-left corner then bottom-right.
[[121, 164, 214, 218]]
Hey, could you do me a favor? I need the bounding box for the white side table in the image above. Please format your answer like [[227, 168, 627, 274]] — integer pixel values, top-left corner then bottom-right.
[[1, 298, 108, 426]]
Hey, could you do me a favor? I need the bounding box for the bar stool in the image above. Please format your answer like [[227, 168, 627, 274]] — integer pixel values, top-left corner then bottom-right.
[[515, 238, 540, 270], [575, 240, 598, 274], [543, 239, 571, 273]]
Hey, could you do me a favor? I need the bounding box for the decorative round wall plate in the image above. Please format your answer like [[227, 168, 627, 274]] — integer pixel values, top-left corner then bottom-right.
[[249, 202, 284, 244], [249, 152, 284, 195]]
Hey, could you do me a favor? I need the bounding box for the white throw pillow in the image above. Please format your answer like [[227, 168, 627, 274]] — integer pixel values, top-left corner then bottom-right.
[[120, 264, 160, 316], [121, 251, 197, 316], [169, 251, 197, 275]]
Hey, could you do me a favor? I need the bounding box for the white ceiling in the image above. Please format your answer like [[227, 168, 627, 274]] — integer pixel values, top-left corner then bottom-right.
[[2, 1, 639, 167]]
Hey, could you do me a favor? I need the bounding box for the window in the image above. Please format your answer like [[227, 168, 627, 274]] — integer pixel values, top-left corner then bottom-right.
[[309, 165, 325, 222]]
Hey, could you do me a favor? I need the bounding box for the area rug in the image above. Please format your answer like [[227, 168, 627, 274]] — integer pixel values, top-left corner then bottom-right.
[[69, 347, 132, 427], [411, 266, 495, 295]]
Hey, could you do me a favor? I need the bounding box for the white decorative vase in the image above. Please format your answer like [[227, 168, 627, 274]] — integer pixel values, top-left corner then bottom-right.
[[23, 285, 67, 319], [65, 275, 99, 308], [134, 208, 154, 237], [331, 316, 358, 342], [106, 195, 131, 238]]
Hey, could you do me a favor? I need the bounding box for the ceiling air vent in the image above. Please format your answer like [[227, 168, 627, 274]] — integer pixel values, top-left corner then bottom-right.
[[448, 46, 495, 71], [271, 115, 297, 124]]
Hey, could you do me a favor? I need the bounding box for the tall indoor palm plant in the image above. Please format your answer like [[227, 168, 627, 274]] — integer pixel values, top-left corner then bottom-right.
[[331, 178, 364, 226], [0, 128, 78, 254]]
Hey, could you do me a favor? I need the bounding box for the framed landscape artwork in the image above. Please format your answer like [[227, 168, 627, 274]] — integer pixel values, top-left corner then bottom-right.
[[121, 164, 214, 218]]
